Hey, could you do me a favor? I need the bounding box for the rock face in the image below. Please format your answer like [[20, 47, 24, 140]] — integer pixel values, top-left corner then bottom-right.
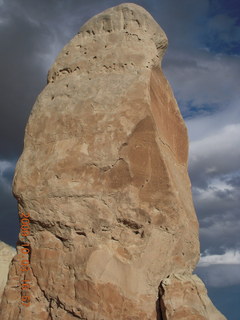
[[0, 3, 226, 320], [160, 274, 226, 320], [0, 241, 16, 303]]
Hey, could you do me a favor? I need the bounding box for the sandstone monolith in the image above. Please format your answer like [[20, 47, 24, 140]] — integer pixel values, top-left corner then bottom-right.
[[0, 3, 227, 320]]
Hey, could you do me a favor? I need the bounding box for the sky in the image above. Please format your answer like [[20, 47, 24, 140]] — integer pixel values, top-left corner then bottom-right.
[[0, 0, 239, 319]]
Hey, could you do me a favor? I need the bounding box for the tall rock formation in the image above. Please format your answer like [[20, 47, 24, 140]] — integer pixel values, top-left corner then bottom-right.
[[0, 241, 16, 303], [0, 3, 226, 320]]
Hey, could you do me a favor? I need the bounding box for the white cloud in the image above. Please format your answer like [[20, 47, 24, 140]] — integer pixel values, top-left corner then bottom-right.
[[199, 250, 240, 267], [193, 178, 234, 204], [0, 159, 14, 191], [0, 160, 12, 174], [196, 250, 240, 287]]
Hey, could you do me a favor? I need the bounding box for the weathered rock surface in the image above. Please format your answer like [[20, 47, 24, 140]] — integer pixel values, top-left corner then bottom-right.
[[0, 241, 16, 303], [159, 274, 226, 320], [0, 3, 226, 320]]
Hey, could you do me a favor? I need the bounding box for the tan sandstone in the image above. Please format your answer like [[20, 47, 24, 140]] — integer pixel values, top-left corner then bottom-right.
[[0, 3, 226, 320], [0, 241, 16, 303], [159, 274, 226, 320]]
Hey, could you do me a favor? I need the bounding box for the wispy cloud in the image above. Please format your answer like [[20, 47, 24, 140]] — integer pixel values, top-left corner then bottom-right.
[[199, 250, 240, 266], [196, 250, 240, 287], [0, 159, 15, 191]]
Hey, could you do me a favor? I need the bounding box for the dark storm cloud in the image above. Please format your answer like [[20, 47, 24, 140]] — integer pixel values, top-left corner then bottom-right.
[[225, 173, 240, 188], [0, 0, 57, 158]]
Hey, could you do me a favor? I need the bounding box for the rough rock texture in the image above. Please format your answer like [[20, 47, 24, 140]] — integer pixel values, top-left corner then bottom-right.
[[0, 241, 16, 303], [0, 3, 226, 320], [159, 274, 226, 320]]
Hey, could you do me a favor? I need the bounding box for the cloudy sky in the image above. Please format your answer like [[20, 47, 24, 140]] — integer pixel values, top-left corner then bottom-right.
[[0, 0, 239, 318]]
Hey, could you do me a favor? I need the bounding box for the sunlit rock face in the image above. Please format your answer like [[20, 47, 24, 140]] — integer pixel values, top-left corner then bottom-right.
[[0, 241, 16, 303], [0, 3, 226, 320], [159, 274, 227, 320]]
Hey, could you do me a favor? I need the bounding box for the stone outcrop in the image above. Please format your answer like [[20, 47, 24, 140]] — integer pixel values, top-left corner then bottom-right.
[[0, 241, 16, 303], [159, 274, 226, 320], [0, 3, 226, 320]]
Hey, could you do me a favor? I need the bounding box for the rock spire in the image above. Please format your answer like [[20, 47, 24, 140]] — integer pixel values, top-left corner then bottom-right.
[[0, 3, 226, 320]]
